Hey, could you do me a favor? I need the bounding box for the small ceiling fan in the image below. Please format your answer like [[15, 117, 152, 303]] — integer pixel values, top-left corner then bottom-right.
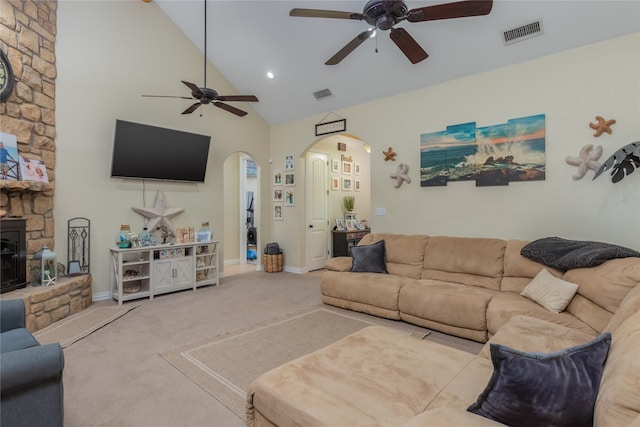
[[143, 0, 258, 116], [290, 0, 493, 65]]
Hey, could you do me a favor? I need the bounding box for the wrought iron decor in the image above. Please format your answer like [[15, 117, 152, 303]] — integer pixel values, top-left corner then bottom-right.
[[67, 217, 90, 274]]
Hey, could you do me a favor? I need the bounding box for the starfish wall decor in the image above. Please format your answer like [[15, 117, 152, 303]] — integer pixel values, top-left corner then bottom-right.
[[589, 116, 616, 137], [383, 147, 397, 161], [566, 144, 603, 180], [391, 163, 411, 188], [132, 191, 184, 241]]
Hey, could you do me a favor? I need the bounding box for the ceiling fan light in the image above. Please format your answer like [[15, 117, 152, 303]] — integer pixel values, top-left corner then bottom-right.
[[369, 29, 377, 38], [266, 71, 275, 79]]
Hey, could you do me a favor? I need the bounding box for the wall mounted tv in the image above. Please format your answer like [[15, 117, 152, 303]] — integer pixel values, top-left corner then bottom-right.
[[110, 119, 211, 183]]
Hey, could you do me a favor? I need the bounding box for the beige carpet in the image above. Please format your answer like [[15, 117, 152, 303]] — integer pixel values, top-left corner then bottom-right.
[[162, 305, 430, 420], [34, 304, 139, 348]]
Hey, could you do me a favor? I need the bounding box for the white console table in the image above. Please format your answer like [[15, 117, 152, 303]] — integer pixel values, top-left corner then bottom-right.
[[110, 241, 219, 305]]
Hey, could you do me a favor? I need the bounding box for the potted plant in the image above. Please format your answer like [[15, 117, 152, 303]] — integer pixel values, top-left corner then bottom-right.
[[343, 196, 355, 213]]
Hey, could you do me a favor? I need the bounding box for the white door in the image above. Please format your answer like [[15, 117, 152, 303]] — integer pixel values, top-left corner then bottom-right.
[[306, 152, 329, 271]]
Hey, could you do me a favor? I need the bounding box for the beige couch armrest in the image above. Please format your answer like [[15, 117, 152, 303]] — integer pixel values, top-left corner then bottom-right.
[[479, 314, 597, 359], [324, 257, 352, 271], [403, 407, 505, 426]]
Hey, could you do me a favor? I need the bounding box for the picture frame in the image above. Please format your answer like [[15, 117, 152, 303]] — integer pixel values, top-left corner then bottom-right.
[[284, 189, 295, 207], [335, 218, 344, 230], [273, 204, 283, 220], [342, 160, 353, 175], [354, 179, 361, 192], [357, 222, 366, 230], [342, 177, 352, 191], [273, 169, 282, 185], [355, 162, 361, 175], [196, 229, 212, 243], [346, 220, 356, 231], [273, 187, 284, 202], [345, 212, 357, 222], [331, 176, 340, 191], [67, 260, 82, 276], [331, 159, 340, 173], [285, 155, 294, 171], [284, 171, 295, 186], [0, 132, 19, 181]]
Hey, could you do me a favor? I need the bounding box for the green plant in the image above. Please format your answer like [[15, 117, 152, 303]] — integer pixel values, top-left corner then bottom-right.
[[343, 196, 355, 212]]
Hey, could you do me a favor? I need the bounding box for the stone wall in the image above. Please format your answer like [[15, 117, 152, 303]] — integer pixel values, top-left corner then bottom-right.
[[0, 0, 58, 257]]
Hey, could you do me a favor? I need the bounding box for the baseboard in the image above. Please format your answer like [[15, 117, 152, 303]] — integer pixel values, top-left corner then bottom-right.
[[283, 265, 306, 274], [224, 259, 240, 266], [92, 291, 111, 302]]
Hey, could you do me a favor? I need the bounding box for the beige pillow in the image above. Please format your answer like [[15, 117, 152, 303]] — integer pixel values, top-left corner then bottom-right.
[[521, 268, 579, 313]]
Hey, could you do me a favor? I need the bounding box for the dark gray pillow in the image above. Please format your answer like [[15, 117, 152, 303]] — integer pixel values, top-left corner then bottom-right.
[[468, 332, 611, 427], [350, 240, 387, 273]]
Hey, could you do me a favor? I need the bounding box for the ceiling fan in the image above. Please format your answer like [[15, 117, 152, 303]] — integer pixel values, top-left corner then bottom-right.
[[290, 0, 493, 65], [143, 0, 258, 116]]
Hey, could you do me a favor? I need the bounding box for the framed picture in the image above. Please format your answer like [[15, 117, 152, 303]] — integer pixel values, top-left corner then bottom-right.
[[196, 229, 212, 243], [284, 171, 295, 186], [354, 179, 361, 192], [331, 176, 340, 191], [285, 155, 294, 171], [357, 222, 366, 230], [273, 187, 284, 202], [331, 159, 340, 173], [345, 212, 357, 222], [273, 204, 283, 220], [0, 132, 19, 181], [355, 162, 361, 175], [67, 260, 82, 276], [342, 177, 352, 191], [273, 169, 282, 185], [19, 156, 49, 183], [285, 189, 295, 206], [346, 220, 356, 231], [342, 160, 353, 175], [335, 218, 344, 230]]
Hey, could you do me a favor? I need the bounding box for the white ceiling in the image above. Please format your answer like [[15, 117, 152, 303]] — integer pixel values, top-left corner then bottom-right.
[[154, 1, 640, 126]]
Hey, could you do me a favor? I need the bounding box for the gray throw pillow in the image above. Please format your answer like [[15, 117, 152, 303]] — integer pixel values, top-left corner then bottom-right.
[[467, 332, 611, 427], [351, 240, 387, 273]]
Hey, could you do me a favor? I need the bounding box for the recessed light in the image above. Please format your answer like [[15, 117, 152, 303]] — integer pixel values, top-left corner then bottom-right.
[[266, 71, 275, 79]]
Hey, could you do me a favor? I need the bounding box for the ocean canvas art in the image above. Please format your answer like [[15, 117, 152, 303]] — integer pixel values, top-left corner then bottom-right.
[[420, 114, 545, 187]]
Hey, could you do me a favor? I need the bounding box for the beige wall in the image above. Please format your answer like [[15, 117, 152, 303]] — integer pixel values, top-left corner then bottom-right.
[[270, 33, 640, 269], [54, 1, 271, 298]]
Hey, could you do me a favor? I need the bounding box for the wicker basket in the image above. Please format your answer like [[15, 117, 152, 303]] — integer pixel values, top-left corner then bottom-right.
[[264, 253, 283, 273]]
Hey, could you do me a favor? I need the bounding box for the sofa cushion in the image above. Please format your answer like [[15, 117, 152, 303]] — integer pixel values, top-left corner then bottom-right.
[[486, 292, 597, 337], [520, 268, 579, 313], [500, 240, 563, 293], [324, 256, 352, 272], [0, 328, 40, 354], [350, 240, 387, 273], [422, 236, 506, 291], [404, 407, 506, 427], [359, 233, 429, 279], [595, 310, 640, 427], [468, 332, 611, 427], [605, 283, 640, 334]]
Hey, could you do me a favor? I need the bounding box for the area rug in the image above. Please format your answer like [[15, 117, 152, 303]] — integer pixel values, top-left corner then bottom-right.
[[161, 305, 430, 420], [34, 304, 140, 348]]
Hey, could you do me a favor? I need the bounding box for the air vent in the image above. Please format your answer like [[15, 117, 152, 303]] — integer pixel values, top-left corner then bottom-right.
[[313, 88, 333, 101], [502, 20, 543, 46]]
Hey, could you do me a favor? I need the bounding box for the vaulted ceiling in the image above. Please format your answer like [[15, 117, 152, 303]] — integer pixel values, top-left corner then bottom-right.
[[155, 1, 640, 125]]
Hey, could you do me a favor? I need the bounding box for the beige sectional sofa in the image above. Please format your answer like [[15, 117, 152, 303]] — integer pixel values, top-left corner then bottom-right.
[[247, 233, 640, 426]]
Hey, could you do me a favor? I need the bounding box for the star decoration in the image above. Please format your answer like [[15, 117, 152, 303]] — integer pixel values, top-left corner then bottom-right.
[[566, 144, 603, 180], [390, 163, 411, 188], [589, 116, 616, 137], [383, 147, 397, 161], [132, 191, 184, 238]]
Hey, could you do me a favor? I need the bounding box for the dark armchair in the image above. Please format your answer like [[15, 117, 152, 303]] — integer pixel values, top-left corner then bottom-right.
[[0, 298, 64, 427]]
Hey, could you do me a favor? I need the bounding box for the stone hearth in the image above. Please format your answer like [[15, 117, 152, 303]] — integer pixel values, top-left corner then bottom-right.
[[0, 275, 92, 332]]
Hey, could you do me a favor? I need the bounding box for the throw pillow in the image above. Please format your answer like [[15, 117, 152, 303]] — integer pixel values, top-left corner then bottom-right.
[[468, 332, 612, 427], [351, 240, 387, 273], [521, 268, 579, 313]]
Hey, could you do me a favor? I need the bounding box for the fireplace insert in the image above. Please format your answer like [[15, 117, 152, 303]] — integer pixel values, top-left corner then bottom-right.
[[1, 218, 27, 293]]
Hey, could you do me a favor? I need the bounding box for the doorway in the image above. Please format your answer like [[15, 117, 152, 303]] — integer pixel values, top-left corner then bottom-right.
[[306, 151, 329, 271]]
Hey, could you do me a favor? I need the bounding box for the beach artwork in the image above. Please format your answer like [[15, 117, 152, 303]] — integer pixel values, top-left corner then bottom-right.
[[420, 114, 545, 187]]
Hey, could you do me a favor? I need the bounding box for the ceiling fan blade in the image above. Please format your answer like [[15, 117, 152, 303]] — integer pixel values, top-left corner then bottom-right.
[[389, 28, 428, 64], [216, 95, 259, 102], [142, 95, 193, 100], [289, 8, 365, 21], [181, 80, 204, 97], [326, 29, 374, 65], [214, 102, 248, 117], [182, 102, 202, 115], [407, 0, 493, 22]]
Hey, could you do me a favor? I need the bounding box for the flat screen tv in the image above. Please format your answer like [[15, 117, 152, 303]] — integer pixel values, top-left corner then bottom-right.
[[110, 119, 211, 183]]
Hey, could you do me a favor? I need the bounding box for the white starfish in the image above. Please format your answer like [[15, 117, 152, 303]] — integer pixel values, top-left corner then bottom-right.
[[391, 163, 411, 188], [566, 144, 603, 180], [132, 191, 184, 236]]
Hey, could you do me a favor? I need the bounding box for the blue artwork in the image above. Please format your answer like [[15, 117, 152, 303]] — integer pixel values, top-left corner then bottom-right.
[[420, 114, 546, 187]]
